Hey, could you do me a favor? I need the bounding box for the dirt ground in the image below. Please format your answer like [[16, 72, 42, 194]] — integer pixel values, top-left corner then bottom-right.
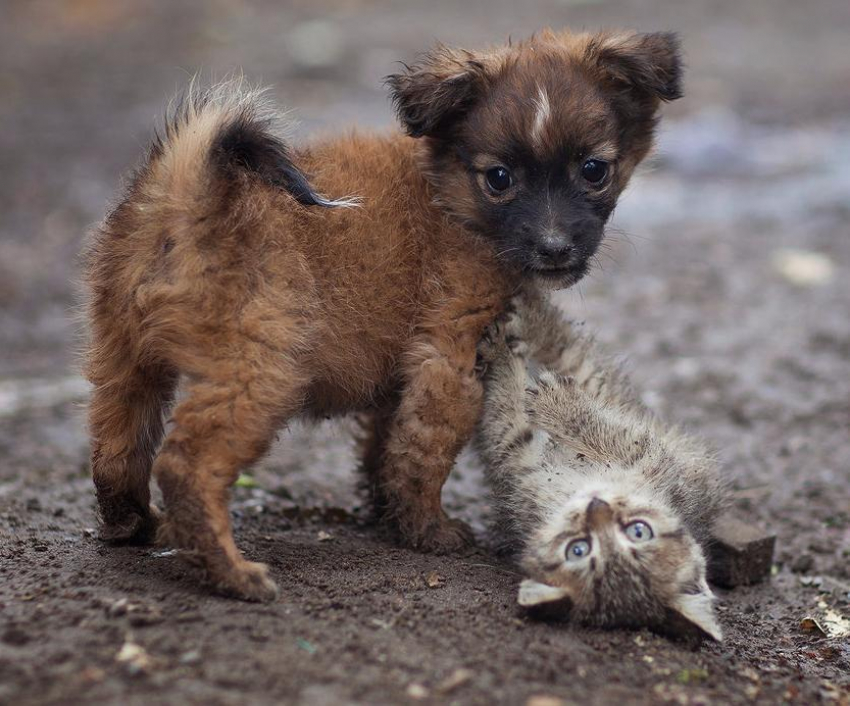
[[1, 1, 849, 704]]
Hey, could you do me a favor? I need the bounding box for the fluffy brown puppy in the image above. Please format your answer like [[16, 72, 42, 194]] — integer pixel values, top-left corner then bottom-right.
[[84, 29, 682, 601]]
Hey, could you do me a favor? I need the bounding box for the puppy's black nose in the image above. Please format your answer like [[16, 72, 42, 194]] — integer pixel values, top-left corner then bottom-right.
[[536, 233, 574, 265]]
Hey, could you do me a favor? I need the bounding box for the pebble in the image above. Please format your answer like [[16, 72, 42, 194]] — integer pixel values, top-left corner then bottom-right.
[[425, 571, 445, 588], [437, 668, 474, 694], [772, 249, 835, 287], [790, 554, 815, 574], [115, 640, 153, 675], [406, 683, 429, 699], [179, 650, 202, 665], [526, 696, 566, 706]]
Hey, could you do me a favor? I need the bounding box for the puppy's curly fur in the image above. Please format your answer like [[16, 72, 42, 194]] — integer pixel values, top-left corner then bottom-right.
[[84, 28, 681, 600]]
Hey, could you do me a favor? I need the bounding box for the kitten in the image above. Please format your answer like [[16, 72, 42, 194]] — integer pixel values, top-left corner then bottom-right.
[[476, 289, 729, 640]]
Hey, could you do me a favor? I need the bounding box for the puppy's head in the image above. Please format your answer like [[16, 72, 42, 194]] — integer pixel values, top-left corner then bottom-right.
[[387, 29, 682, 287]]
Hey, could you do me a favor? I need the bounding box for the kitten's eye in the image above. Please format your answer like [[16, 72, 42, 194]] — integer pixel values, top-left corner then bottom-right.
[[581, 159, 608, 185], [485, 166, 513, 193], [565, 538, 591, 562], [624, 521, 654, 543]]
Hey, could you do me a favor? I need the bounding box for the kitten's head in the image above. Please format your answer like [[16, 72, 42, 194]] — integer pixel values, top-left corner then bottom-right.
[[518, 480, 722, 641], [386, 29, 681, 288]]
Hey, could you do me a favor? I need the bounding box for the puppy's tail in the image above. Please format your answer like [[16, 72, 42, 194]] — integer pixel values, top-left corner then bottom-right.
[[138, 78, 359, 211]]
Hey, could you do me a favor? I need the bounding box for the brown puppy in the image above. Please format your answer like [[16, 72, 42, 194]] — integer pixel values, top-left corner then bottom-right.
[[84, 29, 682, 601]]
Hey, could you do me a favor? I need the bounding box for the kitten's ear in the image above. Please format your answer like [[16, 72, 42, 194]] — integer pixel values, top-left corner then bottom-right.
[[385, 45, 491, 138], [517, 579, 573, 622], [665, 582, 723, 642]]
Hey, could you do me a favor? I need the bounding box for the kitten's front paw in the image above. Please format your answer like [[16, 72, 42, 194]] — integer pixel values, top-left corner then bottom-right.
[[503, 303, 529, 358], [476, 326, 503, 371]]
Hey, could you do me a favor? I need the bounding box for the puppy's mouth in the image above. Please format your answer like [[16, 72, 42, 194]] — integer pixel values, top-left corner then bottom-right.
[[530, 259, 589, 285]]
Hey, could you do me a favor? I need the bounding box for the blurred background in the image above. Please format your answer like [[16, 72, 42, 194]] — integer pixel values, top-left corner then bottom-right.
[[1, 0, 849, 569]]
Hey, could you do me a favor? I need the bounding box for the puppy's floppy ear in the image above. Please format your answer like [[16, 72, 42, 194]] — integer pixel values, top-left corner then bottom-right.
[[385, 45, 489, 138], [586, 31, 683, 102]]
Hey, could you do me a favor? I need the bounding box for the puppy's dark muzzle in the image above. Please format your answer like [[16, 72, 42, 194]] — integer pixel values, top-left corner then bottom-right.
[[531, 226, 602, 272], [535, 232, 575, 267]]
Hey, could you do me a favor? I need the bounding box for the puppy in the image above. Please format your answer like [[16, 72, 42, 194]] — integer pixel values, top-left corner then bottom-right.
[[84, 29, 682, 600]]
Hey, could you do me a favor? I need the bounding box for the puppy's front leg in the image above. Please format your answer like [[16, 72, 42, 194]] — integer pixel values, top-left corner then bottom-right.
[[379, 330, 483, 553]]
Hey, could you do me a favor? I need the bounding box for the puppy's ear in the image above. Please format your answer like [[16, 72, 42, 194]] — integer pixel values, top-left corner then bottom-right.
[[586, 31, 683, 102], [386, 45, 489, 138]]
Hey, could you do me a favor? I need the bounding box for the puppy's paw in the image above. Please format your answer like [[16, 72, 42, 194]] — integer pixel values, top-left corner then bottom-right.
[[212, 560, 279, 603], [99, 504, 162, 546], [402, 516, 475, 554]]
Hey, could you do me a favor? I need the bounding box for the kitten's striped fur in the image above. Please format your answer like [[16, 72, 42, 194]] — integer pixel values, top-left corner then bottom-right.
[[476, 288, 729, 640]]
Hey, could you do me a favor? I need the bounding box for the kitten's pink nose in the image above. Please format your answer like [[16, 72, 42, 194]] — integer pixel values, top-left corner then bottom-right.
[[586, 497, 613, 529]]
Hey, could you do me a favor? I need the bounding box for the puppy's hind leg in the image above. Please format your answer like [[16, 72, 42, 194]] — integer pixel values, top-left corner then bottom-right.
[[88, 338, 177, 544], [153, 338, 309, 602]]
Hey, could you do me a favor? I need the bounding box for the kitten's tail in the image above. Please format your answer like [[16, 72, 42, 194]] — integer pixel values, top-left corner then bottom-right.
[[135, 77, 359, 212]]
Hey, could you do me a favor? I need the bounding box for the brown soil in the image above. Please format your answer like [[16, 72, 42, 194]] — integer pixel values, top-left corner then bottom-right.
[[1, 1, 848, 704]]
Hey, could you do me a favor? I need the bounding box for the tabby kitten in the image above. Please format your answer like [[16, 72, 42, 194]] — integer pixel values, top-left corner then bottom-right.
[[476, 289, 729, 640]]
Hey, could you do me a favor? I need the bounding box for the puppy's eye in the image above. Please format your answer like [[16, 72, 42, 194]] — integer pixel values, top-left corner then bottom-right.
[[565, 538, 591, 562], [624, 521, 654, 543], [581, 159, 608, 185], [485, 166, 513, 193]]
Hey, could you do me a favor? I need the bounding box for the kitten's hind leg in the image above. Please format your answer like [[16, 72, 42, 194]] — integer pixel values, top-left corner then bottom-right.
[[517, 287, 633, 405], [525, 371, 650, 466]]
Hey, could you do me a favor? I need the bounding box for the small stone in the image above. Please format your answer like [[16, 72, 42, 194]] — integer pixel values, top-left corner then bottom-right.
[[317, 531, 333, 542], [707, 514, 776, 587], [406, 683, 429, 699], [790, 554, 815, 574], [744, 684, 761, 700], [425, 571, 445, 588], [526, 696, 566, 706], [115, 640, 153, 675], [437, 668, 474, 694], [772, 249, 834, 287], [152, 548, 179, 558], [107, 598, 129, 617], [178, 649, 201, 665]]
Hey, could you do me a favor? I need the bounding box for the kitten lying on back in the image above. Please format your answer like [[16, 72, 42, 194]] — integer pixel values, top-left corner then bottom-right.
[[476, 289, 729, 640]]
